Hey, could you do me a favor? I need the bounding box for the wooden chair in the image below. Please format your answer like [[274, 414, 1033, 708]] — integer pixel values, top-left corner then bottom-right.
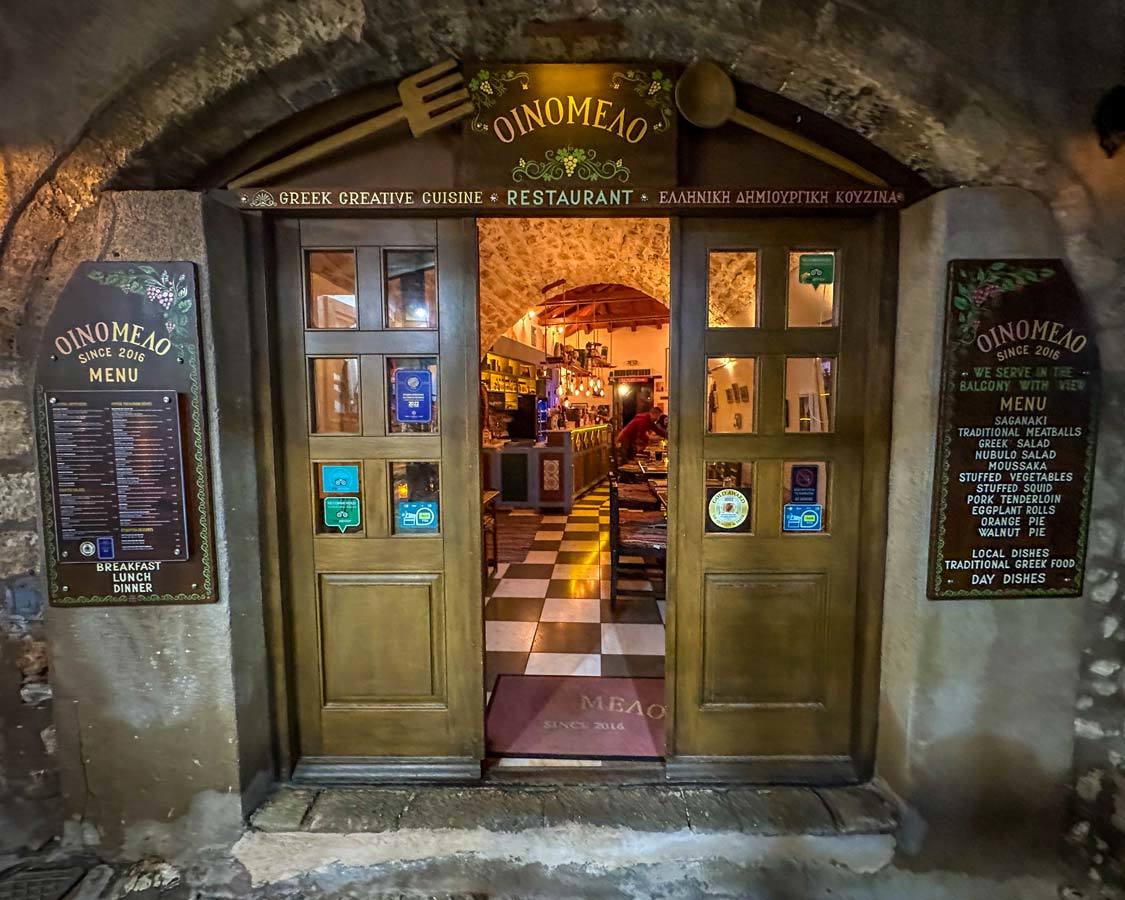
[[609, 476, 667, 606], [481, 495, 499, 595], [617, 480, 662, 511]]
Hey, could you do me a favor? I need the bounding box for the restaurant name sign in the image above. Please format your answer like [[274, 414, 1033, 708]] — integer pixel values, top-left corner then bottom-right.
[[460, 64, 678, 185], [35, 262, 215, 606], [928, 259, 1099, 599]]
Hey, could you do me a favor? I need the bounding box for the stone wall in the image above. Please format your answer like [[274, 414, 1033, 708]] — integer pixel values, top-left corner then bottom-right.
[[0, 353, 59, 851], [2, 192, 272, 860], [0, 0, 1123, 886]]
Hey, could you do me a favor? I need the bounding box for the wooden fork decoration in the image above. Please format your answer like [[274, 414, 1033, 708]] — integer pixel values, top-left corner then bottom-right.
[[229, 60, 474, 188]]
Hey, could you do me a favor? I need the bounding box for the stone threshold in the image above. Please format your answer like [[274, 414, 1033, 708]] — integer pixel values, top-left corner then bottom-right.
[[250, 782, 899, 836]]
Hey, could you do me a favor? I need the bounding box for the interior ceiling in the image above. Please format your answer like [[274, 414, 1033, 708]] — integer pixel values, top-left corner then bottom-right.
[[477, 217, 670, 352], [537, 282, 669, 336]]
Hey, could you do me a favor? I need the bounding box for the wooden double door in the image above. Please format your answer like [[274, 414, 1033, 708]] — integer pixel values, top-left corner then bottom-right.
[[273, 214, 889, 782]]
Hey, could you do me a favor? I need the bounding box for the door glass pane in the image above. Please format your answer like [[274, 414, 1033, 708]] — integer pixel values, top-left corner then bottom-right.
[[309, 357, 360, 434], [387, 357, 439, 433], [782, 460, 829, 533], [385, 249, 437, 328], [390, 462, 441, 534], [706, 357, 756, 433], [787, 251, 836, 327], [784, 357, 835, 433], [314, 461, 363, 535], [705, 461, 753, 533], [306, 250, 358, 329], [707, 251, 759, 328]]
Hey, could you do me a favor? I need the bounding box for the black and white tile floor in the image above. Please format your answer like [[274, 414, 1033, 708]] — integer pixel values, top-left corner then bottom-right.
[[484, 484, 666, 692]]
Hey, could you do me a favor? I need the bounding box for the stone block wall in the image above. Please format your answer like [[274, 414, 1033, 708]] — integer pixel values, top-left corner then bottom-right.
[[0, 354, 60, 851]]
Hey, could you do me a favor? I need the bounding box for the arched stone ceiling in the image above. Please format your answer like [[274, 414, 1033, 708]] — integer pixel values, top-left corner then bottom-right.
[[478, 217, 669, 352]]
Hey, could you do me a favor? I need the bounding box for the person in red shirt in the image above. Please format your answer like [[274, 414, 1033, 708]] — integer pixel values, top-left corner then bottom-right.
[[616, 405, 667, 460]]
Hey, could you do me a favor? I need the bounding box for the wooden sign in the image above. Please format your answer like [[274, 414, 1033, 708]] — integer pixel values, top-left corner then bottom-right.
[[928, 259, 1099, 599], [35, 262, 215, 606], [459, 64, 678, 186]]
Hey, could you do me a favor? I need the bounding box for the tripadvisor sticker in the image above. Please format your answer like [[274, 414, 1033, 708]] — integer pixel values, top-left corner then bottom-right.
[[324, 496, 361, 533], [708, 488, 750, 530]]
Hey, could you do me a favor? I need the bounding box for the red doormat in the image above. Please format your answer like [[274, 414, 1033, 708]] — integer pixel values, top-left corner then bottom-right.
[[486, 675, 665, 760]]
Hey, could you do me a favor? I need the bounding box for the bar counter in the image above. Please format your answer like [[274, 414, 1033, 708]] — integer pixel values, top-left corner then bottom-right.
[[483, 424, 611, 512]]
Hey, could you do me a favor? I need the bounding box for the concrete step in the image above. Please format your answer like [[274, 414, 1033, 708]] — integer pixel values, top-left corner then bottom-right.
[[250, 782, 898, 837]]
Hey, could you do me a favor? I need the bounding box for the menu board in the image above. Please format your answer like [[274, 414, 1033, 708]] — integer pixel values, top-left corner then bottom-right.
[[928, 259, 1099, 599], [47, 391, 188, 564], [35, 262, 214, 605]]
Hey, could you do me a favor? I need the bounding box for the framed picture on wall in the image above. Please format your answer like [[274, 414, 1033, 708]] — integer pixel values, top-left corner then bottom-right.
[[725, 388, 734, 404], [738, 384, 750, 403]]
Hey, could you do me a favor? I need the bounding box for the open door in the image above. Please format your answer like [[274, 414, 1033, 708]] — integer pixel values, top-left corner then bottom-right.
[[667, 217, 888, 782], [274, 217, 483, 781]]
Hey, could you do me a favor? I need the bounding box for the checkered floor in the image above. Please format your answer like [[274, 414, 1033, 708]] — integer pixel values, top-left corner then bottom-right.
[[485, 483, 666, 691]]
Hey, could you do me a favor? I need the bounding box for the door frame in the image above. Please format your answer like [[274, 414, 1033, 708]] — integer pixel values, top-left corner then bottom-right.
[[249, 207, 895, 783]]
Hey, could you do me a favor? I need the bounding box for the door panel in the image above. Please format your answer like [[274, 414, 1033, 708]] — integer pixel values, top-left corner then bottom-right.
[[668, 218, 884, 780], [275, 217, 482, 778]]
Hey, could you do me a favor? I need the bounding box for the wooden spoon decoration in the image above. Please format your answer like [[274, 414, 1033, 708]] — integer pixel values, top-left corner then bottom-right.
[[675, 60, 888, 187]]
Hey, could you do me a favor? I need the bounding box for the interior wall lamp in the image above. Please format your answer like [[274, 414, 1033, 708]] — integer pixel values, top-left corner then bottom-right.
[[1095, 85, 1125, 158]]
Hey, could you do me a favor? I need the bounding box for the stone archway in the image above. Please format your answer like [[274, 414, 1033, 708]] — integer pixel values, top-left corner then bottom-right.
[[1, 0, 1123, 888], [3, 0, 1121, 352]]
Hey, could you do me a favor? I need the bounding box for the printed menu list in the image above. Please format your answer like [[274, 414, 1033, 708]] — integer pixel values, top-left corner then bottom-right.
[[929, 260, 1098, 599], [47, 390, 189, 563]]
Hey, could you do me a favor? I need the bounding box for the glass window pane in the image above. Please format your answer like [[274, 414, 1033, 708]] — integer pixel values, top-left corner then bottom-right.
[[705, 461, 753, 533], [707, 251, 759, 328], [387, 357, 439, 434], [309, 357, 360, 434], [314, 461, 363, 535], [385, 249, 437, 329], [706, 357, 756, 433], [782, 460, 829, 533], [390, 462, 441, 534], [307, 250, 358, 329], [785, 357, 835, 433], [787, 251, 836, 327]]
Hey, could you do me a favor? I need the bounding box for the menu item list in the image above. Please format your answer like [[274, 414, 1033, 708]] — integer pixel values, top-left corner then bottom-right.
[[47, 390, 188, 564], [928, 260, 1098, 599]]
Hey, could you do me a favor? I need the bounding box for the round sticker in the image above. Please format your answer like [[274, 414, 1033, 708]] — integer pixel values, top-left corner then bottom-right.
[[708, 488, 749, 530], [79, 540, 96, 558]]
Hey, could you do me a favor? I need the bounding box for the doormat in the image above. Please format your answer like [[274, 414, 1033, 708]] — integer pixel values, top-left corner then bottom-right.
[[486, 675, 665, 759]]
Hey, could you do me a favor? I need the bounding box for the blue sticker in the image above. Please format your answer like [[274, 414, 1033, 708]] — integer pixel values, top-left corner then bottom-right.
[[783, 503, 823, 532], [96, 536, 115, 560], [322, 464, 360, 494], [790, 465, 819, 504], [394, 369, 433, 424], [396, 501, 439, 533]]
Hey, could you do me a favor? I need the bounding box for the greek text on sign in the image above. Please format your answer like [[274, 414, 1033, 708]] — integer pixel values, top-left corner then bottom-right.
[[790, 465, 819, 504], [35, 262, 215, 606], [394, 369, 433, 423], [462, 64, 678, 186], [927, 260, 1099, 599]]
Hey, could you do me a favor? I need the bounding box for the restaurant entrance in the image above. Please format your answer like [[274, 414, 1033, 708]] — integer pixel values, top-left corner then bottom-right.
[[272, 210, 890, 782]]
